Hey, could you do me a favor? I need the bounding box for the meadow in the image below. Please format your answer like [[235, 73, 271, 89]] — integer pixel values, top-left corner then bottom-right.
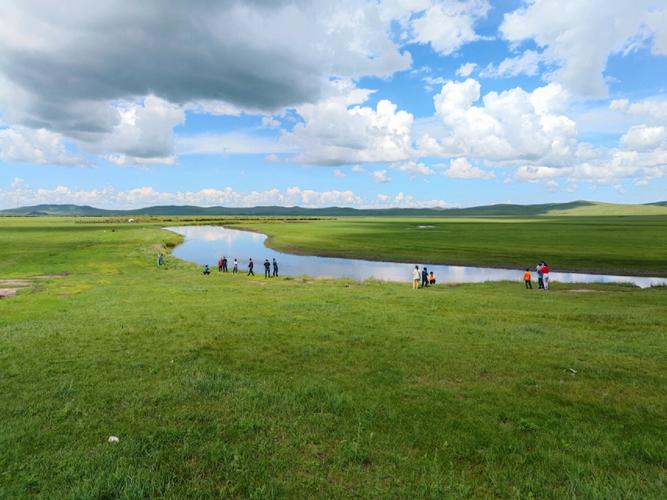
[[1, 216, 666, 498], [237, 216, 667, 277]]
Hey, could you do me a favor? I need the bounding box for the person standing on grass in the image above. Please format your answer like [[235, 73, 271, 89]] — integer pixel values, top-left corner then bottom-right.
[[247, 258, 255, 276], [157, 253, 164, 267], [272, 258, 279, 277], [412, 265, 421, 289], [541, 262, 550, 290], [232, 258, 238, 273], [218, 257, 223, 272], [264, 259, 271, 278], [536, 262, 544, 289], [421, 266, 429, 288], [222, 256, 228, 272], [523, 268, 532, 289]]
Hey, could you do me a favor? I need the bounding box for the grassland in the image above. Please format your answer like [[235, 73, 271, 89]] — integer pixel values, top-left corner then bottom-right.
[[1, 217, 666, 498], [236, 216, 667, 277]]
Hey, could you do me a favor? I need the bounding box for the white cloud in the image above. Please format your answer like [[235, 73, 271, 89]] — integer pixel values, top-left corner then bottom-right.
[[91, 95, 185, 164], [333, 169, 346, 178], [408, 1, 490, 55], [439, 158, 495, 179], [0, 0, 417, 162], [500, 0, 667, 97], [283, 81, 414, 165], [513, 165, 564, 182], [610, 98, 667, 121], [390, 191, 451, 208], [0, 183, 456, 210], [372, 169, 391, 183], [422, 79, 577, 166], [0, 126, 84, 165], [456, 62, 477, 78], [261, 116, 281, 129], [480, 50, 543, 78], [391, 160, 435, 176], [620, 125, 666, 151]]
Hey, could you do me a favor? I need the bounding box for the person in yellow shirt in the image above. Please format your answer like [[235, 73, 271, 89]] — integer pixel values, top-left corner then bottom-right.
[[523, 268, 532, 289]]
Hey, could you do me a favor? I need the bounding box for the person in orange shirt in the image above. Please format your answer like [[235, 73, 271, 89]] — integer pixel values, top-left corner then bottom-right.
[[523, 268, 532, 289]]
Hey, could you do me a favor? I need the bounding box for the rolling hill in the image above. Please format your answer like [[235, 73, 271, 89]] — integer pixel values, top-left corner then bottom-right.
[[2, 200, 667, 217]]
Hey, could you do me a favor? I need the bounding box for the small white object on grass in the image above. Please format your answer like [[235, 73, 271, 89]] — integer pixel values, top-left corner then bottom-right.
[[108, 436, 119, 444]]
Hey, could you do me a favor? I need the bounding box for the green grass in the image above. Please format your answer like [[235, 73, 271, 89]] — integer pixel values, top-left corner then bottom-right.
[[1, 217, 666, 498], [235, 216, 667, 277], [546, 202, 667, 216]]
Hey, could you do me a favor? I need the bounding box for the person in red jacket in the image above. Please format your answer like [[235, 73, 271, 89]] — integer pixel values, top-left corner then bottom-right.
[[541, 262, 550, 290]]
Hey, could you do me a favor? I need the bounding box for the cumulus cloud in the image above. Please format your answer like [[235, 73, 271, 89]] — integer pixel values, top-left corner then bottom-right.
[[0, 126, 84, 165], [391, 160, 435, 176], [421, 78, 577, 166], [620, 125, 666, 151], [610, 98, 667, 121], [439, 158, 495, 179], [372, 169, 392, 183], [0, 182, 455, 209], [500, 0, 667, 97], [0, 0, 419, 162], [416, 79, 667, 188], [407, 0, 490, 55], [389, 191, 451, 208], [283, 81, 414, 165]]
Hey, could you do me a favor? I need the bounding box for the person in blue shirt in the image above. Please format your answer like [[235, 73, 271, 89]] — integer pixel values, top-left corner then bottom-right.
[[421, 266, 429, 287], [272, 258, 279, 277], [202, 264, 211, 275]]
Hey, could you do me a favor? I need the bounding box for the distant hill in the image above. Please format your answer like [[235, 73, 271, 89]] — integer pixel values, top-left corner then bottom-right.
[[2, 201, 667, 217]]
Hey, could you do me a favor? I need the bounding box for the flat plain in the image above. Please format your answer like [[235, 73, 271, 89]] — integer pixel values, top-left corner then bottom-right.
[[1, 216, 666, 498]]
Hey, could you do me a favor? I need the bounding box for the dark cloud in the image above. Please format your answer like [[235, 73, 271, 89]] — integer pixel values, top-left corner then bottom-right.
[[0, 0, 410, 141]]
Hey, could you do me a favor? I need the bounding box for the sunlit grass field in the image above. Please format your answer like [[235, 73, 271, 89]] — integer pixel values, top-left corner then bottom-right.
[[237, 215, 667, 277], [1, 217, 666, 498]]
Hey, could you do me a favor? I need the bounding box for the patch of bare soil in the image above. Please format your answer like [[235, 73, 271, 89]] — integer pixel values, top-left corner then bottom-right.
[[0, 278, 36, 299], [31, 273, 68, 279], [0, 279, 33, 287]]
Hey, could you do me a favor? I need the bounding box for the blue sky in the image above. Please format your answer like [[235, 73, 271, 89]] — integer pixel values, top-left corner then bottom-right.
[[1, 0, 666, 209]]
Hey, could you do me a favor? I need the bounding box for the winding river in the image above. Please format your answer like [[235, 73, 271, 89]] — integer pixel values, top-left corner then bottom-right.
[[166, 225, 667, 288]]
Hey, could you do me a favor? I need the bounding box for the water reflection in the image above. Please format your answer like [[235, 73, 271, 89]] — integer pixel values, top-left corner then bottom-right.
[[167, 226, 667, 288]]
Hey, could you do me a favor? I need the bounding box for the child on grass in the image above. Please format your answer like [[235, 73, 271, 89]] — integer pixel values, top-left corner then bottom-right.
[[523, 268, 532, 289]]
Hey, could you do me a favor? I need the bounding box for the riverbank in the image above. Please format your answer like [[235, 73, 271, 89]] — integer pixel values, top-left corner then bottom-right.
[[167, 225, 667, 287], [231, 216, 667, 277], [1, 217, 666, 497]]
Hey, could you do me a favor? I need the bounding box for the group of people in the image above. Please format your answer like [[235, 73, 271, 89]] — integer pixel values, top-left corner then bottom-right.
[[203, 257, 279, 278], [411, 265, 436, 289], [523, 261, 551, 290]]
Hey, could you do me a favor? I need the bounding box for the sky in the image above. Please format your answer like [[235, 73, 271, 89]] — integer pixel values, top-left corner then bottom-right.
[[1, 0, 666, 209]]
